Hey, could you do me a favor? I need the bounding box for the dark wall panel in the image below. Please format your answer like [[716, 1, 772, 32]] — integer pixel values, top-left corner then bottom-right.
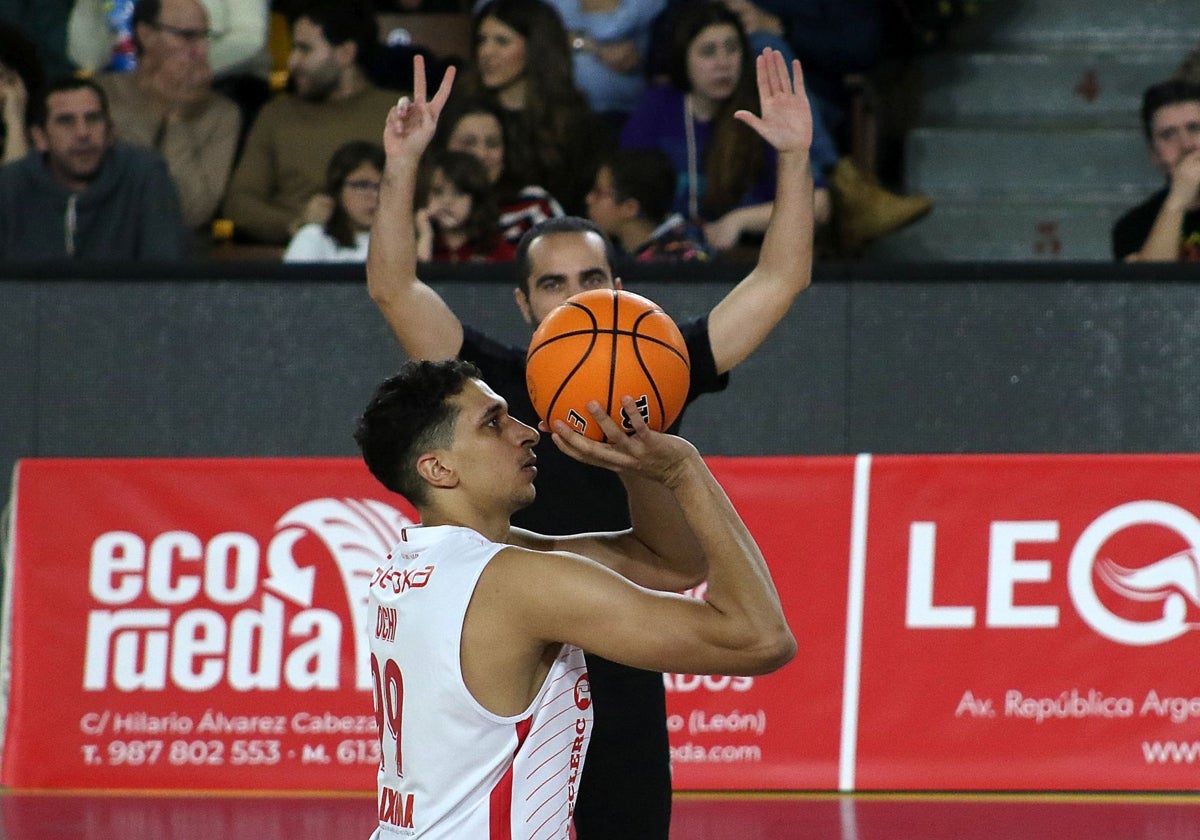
[[847, 281, 1131, 453], [4, 262, 1200, 522]]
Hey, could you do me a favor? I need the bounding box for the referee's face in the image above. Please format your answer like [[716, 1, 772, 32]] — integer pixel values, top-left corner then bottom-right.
[[515, 231, 619, 327]]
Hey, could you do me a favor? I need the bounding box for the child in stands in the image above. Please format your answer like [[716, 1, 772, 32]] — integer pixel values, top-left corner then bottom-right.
[[415, 148, 516, 262]]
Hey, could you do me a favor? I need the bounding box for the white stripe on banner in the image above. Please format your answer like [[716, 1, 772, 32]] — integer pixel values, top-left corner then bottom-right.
[[839, 453, 872, 792]]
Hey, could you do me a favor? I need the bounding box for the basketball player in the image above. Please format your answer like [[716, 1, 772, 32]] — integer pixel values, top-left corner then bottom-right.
[[356, 357, 794, 839], [367, 49, 813, 837]]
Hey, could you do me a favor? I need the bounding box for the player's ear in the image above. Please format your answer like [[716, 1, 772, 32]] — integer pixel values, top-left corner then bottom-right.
[[513, 286, 534, 325], [416, 452, 458, 489]]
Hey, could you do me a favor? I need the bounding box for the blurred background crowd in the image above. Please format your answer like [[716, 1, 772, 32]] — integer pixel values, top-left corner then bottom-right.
[[0, 0, 1195, 265]]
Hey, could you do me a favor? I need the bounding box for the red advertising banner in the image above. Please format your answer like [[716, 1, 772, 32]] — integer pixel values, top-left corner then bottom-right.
[[5, 454, 1200, 792], [2, 459, 416, 792], [850, 454, 1200, 791], [664, 456, 852, 791]]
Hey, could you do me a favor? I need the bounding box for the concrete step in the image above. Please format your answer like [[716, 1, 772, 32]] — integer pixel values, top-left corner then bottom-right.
[[917, 50, 1180, 129], [905, 126, 1162, 200], [859, 197, 1139, 262], [948, 0, 1197, 52]]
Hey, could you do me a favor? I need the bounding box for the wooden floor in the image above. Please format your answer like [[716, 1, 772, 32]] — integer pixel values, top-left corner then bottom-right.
[[3, 791, 1199, 839]]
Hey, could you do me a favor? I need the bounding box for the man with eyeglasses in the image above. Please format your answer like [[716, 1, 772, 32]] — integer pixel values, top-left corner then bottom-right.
[[0, 75, 184, 260], [91, 0, 240, 244], [1112, 78, 1200, 262], [223, 0, 399, 246]]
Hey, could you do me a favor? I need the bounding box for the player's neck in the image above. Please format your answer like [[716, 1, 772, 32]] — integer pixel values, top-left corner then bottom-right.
[[420, 503, 511, 544]]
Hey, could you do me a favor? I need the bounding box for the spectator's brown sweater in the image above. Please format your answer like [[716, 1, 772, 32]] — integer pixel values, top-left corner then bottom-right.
[[222, 84, 400, 244]]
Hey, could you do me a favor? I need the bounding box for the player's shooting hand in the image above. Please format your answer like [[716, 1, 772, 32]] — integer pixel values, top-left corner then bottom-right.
[[734, 48, 812, 157], [550, 396, 698, 487], [382, 55, 456, 164]]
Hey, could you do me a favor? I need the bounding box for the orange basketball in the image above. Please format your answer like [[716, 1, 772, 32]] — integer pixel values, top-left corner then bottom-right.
[[526, 289, 691, 441]]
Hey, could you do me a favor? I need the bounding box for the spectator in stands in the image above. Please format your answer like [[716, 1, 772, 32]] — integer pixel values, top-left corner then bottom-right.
[[459, 0, 609, 215], [532, 0, 664, 128], [0, 75, 184, 259], [619, 2, 781, 251], [69, 0, 271, 85], [93, 0, 240, 239], [283, 139, 383, 262], [0, 21, 42, 164], [586, 147, 709, 262], [69, 0, 273, 137], [652, 0, 930, 254], [222, 0, 399, 245], [433, 95, 564, 243], [414, 147, 515, 261], [1112, 78, 1200, 262], [718, 0, 878, 147]]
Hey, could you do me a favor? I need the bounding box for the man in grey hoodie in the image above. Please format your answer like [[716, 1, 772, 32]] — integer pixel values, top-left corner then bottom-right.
[[0, 75, 184, 260]]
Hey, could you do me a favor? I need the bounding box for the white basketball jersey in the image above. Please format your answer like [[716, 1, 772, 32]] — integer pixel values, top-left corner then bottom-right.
[[367, 525, 592, 840]]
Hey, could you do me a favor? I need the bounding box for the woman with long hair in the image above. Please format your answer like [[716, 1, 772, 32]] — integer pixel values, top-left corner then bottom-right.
[[414, 148, 516, 262], [460, 0, 609, 214], [619, 1, 778, 250]]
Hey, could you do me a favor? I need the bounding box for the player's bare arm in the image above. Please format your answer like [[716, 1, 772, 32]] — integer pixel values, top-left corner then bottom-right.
[[511, 398, 706, 591], [510, 399, 793, 679], [367, 54, 465, 360], [707, 48, 814, 374], [480, 411, 793, 690]]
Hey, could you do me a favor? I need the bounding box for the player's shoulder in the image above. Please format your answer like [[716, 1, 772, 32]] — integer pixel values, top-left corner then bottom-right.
[[479, 543, 590, 606], [491, 537, 591, 573]]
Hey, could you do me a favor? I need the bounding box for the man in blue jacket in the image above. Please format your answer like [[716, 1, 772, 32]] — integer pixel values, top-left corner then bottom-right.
[[0, 75, 184, 259]]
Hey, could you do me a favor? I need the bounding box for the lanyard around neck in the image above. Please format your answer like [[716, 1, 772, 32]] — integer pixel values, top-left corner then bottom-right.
[[684, 93, 700, 222]]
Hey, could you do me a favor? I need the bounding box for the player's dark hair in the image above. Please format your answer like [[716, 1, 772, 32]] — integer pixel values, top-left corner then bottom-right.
[[1140, 78, 1200, 141], [355, 359, 481, 505], [513, 216, 620, 295]]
